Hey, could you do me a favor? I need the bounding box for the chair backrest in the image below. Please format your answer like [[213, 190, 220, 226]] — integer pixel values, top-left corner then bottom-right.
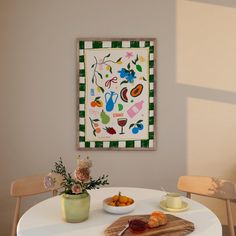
[[177, 175, 236, 236], [11, 175, 50, 197], [177, 176, 236, 200], [10, 175, 60, 236]]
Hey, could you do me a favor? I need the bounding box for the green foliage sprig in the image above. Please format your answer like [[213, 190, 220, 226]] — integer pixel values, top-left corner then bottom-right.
[[48, 157, 109, 195]]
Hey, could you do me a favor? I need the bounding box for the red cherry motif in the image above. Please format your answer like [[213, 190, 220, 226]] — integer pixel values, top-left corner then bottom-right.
[[105, 127, 116, 135]]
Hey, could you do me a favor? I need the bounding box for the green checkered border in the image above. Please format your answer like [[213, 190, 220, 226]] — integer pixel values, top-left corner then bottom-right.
[[77, 39, 156, 149]]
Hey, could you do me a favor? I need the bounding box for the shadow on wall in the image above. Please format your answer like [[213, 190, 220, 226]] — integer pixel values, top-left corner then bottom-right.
[[189, 0, 236, 8], [176, 1, 236, 226], [208, 178, 236, 199], [177, 84, 236, 105]]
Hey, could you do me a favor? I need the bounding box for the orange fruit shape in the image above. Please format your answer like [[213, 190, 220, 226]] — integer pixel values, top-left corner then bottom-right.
[[108, 202, 115, 206], [119, 196, 128, 204], [96, 100, 103, 107], [127, 198, 134, 205], [91, 101, 97, 107], [112, 195, 119, 201], [95, 127, 101, 133], [118, 203, 126, 206]]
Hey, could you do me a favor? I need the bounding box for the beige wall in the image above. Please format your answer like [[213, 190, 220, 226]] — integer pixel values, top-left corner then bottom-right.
[[177, 0, 236, 225], [0, 1, 181, 235], [1, 0, 236, 235]]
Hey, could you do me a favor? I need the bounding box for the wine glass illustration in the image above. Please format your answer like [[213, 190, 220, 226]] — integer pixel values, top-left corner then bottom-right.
[[117, 118, 127, 135]]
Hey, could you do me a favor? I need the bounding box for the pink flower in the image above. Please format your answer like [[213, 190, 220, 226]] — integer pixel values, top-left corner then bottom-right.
[[74, 168, 90, 182], [79, 157, 92, 169], [72, 184, 82, 194], [125, 51, 133, 59]]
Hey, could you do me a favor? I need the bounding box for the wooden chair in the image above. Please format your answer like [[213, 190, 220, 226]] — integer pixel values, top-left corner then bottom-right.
[[10, 175, 60, 236], [177, 175, 236, 236]]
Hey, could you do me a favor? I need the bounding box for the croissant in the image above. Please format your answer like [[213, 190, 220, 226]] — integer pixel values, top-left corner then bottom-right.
[[148, 211, 168, 228]]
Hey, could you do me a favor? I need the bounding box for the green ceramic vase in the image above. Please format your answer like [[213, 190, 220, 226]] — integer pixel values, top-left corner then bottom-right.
[[61, 192, 90, 223]]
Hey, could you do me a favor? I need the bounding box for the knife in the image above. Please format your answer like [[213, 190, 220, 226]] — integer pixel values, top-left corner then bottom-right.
[[117, 223, 129, 236]]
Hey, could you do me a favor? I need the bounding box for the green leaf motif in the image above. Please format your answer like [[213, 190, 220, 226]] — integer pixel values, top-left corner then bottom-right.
[[93, 119, 99, 122], [109, 67, 112, 74], [127, 63, 130, 70], [136, 64, 142, 72], [116, 57, 122, 62], [129, 124, 134, 129], [95, 97, 101, 101], [100, 86, 105, 93], [93, 130, 96, 136], [91, 64, 95, 68], [120, 80, 128, 85], [137, 120, 143, 123], [143, 77, 147, 81], [105, 53, 110, 58], [97, 72, 103, 79]]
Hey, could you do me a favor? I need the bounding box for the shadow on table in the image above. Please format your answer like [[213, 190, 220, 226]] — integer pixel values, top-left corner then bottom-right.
[[18, 208, 119, 236]]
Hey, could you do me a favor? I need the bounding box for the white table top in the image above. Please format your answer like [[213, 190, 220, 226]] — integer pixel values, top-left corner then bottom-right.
[[17, 187, 222, 236]]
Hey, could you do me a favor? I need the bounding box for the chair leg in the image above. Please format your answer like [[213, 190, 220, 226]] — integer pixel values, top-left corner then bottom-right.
[[186, 192, 191, 198], [226, 200, 235, 236], [52, 189, 58, 196], [11, 197, 21, 236]]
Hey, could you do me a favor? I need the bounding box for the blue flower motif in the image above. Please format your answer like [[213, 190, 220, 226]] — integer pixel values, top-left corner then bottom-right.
[[118, 68, 136, 83], [126, 70, 136, 83], [118, 68, 128, 78]]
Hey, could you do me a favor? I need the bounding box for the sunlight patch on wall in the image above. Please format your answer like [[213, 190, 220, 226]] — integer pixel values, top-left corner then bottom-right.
[[177, 0, 236, 92], [187, 97, 236, 224]]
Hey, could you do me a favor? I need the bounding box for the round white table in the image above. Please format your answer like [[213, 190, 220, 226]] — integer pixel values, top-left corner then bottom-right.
[[17, 187, 222, 236]]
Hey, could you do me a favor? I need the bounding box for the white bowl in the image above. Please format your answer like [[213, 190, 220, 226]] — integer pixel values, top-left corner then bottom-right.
[[103, 197, 136, 214]]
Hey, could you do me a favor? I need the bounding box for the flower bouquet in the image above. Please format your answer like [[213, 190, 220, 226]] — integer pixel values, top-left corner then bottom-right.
[[44, 156, 109, 222]]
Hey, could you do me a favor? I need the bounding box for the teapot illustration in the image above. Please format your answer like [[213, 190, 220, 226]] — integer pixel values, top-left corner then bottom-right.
[[105, 91, 118, 112]]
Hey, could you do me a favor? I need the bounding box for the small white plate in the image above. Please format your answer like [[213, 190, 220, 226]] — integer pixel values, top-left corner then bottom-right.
[[159, 200, 188, 212], [103, 197, 135, 214]]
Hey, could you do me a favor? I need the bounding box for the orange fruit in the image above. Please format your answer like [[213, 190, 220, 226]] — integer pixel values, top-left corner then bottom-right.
[[118, 203, 126, 206], [108, 202, 115, 206], [91, 101, 97, 107], [95, 127, 101, 133], [96, 100, 103, 107], [119, 196, 128, 204], [127, 198, 134, 205], [112, 195, 119, 201]]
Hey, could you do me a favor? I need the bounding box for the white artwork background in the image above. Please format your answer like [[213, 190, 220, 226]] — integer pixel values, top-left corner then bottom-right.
[[84, 48, 149, 142]]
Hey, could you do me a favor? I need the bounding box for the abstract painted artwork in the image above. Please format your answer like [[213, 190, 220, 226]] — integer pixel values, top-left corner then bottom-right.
[[76, 38, 156, 150]]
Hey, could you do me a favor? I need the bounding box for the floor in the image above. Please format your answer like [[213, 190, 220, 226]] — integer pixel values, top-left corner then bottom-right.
[[222, 225, 236, 236]]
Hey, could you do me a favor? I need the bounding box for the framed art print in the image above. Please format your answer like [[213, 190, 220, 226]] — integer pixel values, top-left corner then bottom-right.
[[76, 38, 157, 150]]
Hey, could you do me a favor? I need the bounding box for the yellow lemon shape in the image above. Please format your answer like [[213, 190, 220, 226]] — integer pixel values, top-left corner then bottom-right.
[[139, 56, 145, 62]]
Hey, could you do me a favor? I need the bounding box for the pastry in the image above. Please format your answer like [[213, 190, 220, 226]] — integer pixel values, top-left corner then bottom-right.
[[148, 211, 168, 228]]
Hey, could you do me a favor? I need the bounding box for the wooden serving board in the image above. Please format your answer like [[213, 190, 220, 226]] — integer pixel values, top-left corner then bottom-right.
[[104, 214, 194, 236]]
